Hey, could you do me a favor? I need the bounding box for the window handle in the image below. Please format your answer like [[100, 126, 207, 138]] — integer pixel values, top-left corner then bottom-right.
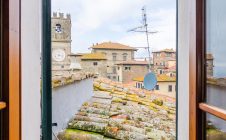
[[0, 101, 6, 110]]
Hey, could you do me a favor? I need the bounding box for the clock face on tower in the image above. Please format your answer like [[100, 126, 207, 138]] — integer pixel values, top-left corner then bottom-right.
[[52, 49, 66, 62]]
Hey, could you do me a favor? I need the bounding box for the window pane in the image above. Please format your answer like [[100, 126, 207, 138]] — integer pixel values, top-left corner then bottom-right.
[[52, 0, 177, 139], [206, 113, 226, 140], [206, 0, 226, 110]]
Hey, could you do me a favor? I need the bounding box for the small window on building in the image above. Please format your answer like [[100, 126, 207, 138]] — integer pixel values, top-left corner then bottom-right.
[[168, 85, 172, 92], [113, 67, 117, 74], [160, 70, 163, 74], [107, 76, 111, 79], [118, 76, 120, 81], [123, 55, 127, 61], [166, 53, 171, 57], [61, 65, 64, 68], [118, 67, 120, 70], [93, 62, 98, 66], [125, 66, 131, 70], [123, 53, 128, 61], [112, 53, 117, 61], [113, 76, 116, 79], [55, 24, 62, 33], [155, 85, 159, 90], [140, 83, 144, 89]]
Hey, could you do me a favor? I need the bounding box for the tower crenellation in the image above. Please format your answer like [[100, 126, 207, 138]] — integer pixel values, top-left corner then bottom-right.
[[53, 12, 57, 18], [52, 12, 71, 20], [66, 14, 71, 19]]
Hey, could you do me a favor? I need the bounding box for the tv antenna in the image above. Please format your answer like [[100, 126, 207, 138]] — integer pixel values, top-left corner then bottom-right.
[[128, 6, 158, 90], [128, 6, 158, 71]]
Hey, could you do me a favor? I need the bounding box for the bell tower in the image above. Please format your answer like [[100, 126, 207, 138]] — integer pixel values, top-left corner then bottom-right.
[[51, 12, 71, 72]]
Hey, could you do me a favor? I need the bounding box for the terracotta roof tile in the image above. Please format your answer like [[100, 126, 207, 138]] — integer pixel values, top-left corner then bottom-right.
[[116, 60, 149, 65], [91, 42, 137, 50], [81, 53, 107, 60], [153, 48, 175, 53], [133, 74, 176, 82], [70, 53, 88, 56], [58, 78, 176, 139]]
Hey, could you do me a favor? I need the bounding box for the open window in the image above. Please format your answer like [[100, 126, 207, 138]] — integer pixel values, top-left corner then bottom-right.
[[190, 0, 226, 139]]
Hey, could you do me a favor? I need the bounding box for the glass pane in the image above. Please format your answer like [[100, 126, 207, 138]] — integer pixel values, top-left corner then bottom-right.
[[52, 0, 177, 139], [206, 113, 226, 140], [206, 0, 226, 110]]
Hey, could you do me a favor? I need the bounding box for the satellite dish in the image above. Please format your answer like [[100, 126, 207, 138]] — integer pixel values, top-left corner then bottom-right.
[[143, 72, 157, 90]]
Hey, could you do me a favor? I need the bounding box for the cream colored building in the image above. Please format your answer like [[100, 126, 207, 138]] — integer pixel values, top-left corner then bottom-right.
[[116, 61, 149, 83], [51, 12, 72, 74], [79, 53, 107, 77], [91, 42, 137, 81], [133, 74, 176, 98]]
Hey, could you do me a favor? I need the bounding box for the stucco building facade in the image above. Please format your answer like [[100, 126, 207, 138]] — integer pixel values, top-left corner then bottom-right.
[[152, 49, 176, 75], [116, 61, 149, 83], [133, 74, 176, 98], [79, 53, 107, 77], [91, 42, 137, 81]]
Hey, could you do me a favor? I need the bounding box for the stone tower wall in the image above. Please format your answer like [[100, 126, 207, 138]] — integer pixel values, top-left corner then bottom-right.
[[51, 12, 72, 72]]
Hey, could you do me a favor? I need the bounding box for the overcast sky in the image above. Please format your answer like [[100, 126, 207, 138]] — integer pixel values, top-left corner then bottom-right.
[[52, 0, 176, 58]]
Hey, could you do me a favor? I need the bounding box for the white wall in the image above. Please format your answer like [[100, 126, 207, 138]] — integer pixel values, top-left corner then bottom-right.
[[21, 0, 41, 139], [178, 0, 191, 139], [52, 79, 93, 134]]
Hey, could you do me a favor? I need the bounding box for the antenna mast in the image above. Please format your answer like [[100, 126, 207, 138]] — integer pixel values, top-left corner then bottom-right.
[[128, 6, 157, 71]]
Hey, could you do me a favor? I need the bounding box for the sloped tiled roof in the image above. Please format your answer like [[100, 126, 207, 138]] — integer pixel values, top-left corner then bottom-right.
[[133, 76, 144, 82], [91, 42, 137, 51], [133, 74, 176, 82], [58, 79, 176, 139], [157, 74, 176, 82], [81, 53, 107, 60], [70, 53, 88, 56], [153, 48, 175, 53], [52, 72, 95, 88], [116, 60, 149, 65]]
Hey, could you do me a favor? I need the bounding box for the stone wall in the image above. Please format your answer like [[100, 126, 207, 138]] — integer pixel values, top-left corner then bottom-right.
[[52, 78, 93, 135], [153, 51, 176, 74], [119, 65, 149, 83], [93, 49, 135, 80], [80, 60, 107, 77]]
